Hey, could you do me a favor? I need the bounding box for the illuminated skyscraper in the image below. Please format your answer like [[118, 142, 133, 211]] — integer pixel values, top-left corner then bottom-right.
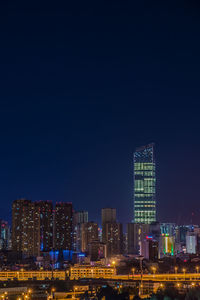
[[54, 202, 73, 250], [133, 143, 156, 224], [159, 234, 175, 257]]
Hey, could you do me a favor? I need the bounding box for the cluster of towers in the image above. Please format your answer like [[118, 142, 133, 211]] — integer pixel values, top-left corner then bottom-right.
[[11, 200, 123, 259], [12, 200, 73, 256], [9, 144, 200, 261], [10, 143, 156, 260]]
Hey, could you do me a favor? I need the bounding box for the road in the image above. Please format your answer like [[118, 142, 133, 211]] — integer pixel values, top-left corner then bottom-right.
[[0, 271, 198, 282]]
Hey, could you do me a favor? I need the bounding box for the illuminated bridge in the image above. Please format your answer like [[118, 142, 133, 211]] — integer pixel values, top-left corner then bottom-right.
[[0, 271, 199, 282], [116, 273, 200, 282]]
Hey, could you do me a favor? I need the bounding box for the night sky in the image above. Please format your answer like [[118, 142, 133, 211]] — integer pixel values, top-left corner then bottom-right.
[[0, 1, 200, 225]]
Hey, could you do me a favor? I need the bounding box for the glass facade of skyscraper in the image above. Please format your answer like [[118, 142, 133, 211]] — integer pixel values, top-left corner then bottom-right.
[[133, 144, 156, 224]]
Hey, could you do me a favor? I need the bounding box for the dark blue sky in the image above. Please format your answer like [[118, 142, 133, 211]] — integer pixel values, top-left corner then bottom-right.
[[0, 0, 200, 225]]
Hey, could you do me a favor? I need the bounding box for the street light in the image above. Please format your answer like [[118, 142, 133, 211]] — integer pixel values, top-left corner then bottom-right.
[[196, 266, 199, 273], [151, 266, 156, 275], [51, 288, 55, 300], [138, 256, 144, 297], [182, 268, 186, 280], [2, 292, 8, 300], [73, 287, 77, 300], [175, 266, 178, 274], [132, 268, 135, 278]]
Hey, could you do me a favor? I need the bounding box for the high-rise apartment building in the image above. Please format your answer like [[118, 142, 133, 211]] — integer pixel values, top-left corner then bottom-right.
[[101, 208, 122, 256], [12, 199, 53, 256], [127, 223, 150, 255], [35, 201, 53, 253], [12, 199, 25, 252], [73, 211, 88, 252], [102, 208, 116, 243], [104, 222, 123, 257], [81, 222, 99, 252], [12, 199, 35, 255], [133, 144, 156, 224], [54, 202, 73, 250]]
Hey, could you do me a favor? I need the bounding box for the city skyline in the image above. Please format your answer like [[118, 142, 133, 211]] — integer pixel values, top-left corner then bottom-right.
[[0, 140, 199, 226], [1, 2, 200, 298]]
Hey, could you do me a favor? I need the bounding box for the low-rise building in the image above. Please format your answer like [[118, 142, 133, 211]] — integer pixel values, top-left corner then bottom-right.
[[70, 264, 116, 279]]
